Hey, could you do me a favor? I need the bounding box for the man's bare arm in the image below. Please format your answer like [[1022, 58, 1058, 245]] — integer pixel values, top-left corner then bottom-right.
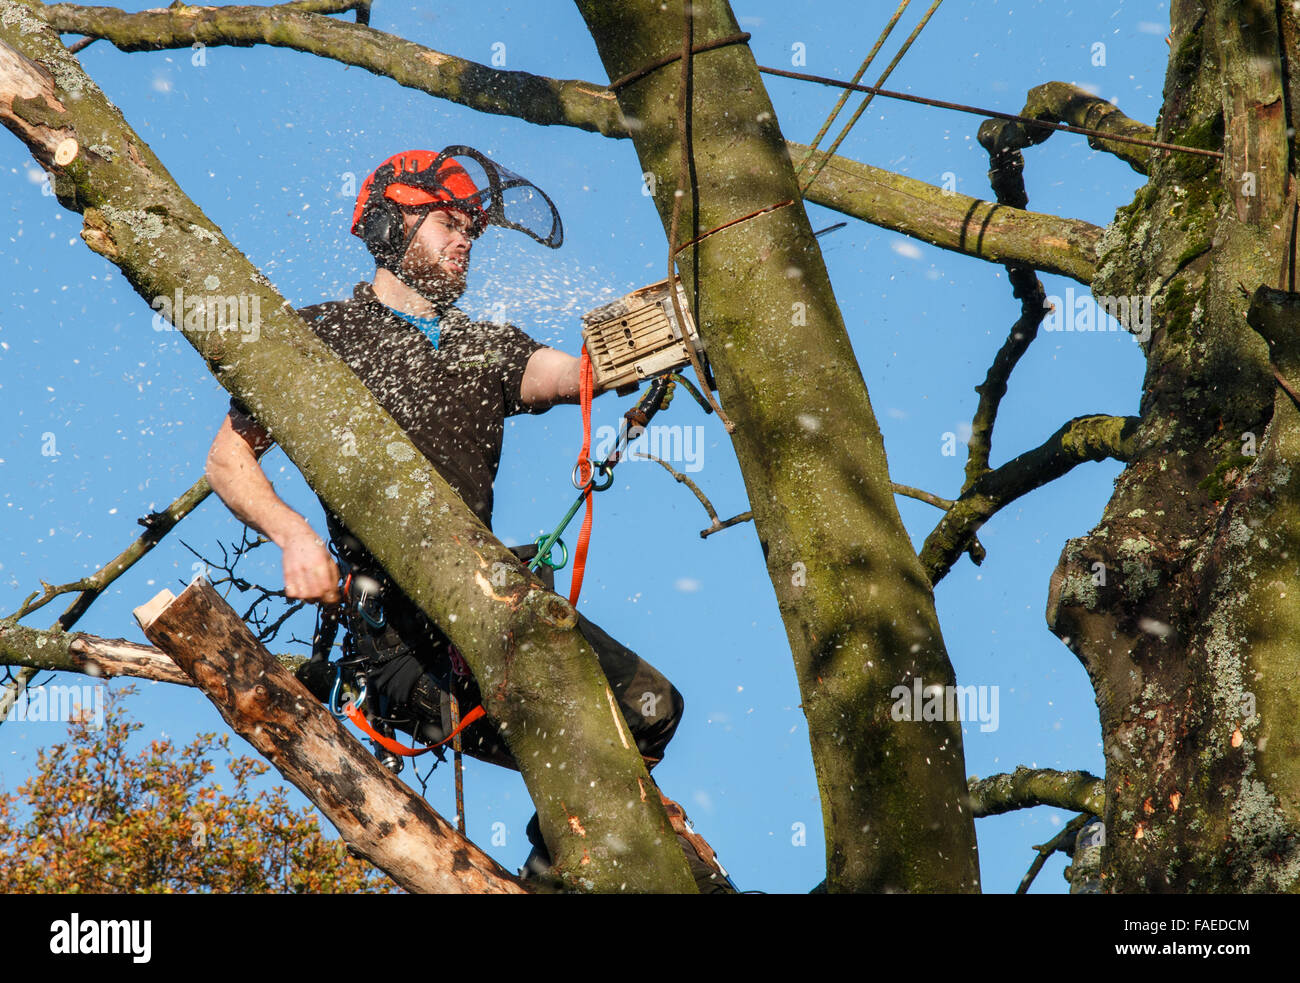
[[204, 409, 340, 603], [519, 347, 582, 409]]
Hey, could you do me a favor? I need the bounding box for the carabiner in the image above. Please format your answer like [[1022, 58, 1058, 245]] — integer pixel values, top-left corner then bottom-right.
[[329, 665, 367, 718], [532, 534, 569, 571], [350, 573, 386, 630], [572, 460, 615, 492], [328, 666, 348, 718]]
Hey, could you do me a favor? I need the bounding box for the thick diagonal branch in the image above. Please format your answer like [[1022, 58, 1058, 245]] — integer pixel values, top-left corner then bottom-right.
[[922, 415, 1140, 584], [1, 0, 694, 893], [978, 81, 1157, 176], [135, 579, 525, 894], [38, 3, 1101, 284], [968, 766, 1105, 818]]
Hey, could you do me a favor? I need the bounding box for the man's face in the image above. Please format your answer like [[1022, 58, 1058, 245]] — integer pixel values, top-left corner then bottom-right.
[[398, 205, 478, 304]]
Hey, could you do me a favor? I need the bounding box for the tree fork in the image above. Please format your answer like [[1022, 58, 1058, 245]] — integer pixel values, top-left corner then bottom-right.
[[0, 0, 694, 893]]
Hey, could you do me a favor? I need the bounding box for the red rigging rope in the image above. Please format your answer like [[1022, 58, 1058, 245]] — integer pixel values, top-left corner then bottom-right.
[[569, 347, 596, 605], [344, 700, 485, 757]]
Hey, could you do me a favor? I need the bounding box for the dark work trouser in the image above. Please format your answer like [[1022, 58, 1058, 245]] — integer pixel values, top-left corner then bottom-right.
[[344, 544, 684, 770]]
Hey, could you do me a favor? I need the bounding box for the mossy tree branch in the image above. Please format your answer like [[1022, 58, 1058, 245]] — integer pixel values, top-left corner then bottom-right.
[[40, 1, 628, 135], [785, 143, 1100, 284], [0, 621, 308, 684], [978, 81, 1158, 176], [37, 2, 1101, 284], [967, 766, 1106, 818], [922, 414, 1141, 584], [574, 0, 980, 894]]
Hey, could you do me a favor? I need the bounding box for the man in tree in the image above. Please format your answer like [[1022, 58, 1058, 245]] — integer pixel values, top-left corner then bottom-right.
[[202, 147, 729, 890]]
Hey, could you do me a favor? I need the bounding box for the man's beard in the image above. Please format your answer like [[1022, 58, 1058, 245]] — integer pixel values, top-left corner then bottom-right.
[[396, 255, 467, 309]]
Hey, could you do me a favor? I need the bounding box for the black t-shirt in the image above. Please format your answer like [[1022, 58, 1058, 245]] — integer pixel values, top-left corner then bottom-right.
[[230, 282, 545, 557]]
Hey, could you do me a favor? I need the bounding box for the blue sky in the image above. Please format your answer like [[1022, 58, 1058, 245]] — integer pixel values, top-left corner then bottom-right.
[[1, 0, 1168, 892]]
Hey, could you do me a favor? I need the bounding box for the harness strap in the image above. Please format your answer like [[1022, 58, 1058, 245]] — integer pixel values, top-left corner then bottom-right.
[[344, 699, 486, 757]]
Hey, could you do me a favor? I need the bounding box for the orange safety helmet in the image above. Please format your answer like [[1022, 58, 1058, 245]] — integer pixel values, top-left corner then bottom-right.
[[352, 146, 562, 270]]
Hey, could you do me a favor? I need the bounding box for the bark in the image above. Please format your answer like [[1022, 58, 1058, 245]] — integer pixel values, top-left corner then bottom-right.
[[134, 579, 525, 894], [1, 623, 194, 685], [575, 0, 980, 893], [0, 0, 694, 893], [0, 622, 308, 685], [1046, 0, 1300, 891], [36, 3, 1101, 283]]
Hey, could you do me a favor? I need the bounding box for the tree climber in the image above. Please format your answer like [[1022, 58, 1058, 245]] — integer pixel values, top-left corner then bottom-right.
[[203, 147, 732, 892]]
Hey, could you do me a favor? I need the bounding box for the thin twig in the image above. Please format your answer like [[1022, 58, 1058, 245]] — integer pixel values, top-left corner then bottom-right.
[[701, 512, 754, 539], [633, 452, 754, 538], [634, 453, 719, 520], [1, 476, 213, 726], [1016, 812, 1092, 894], [892, 483, 954, 510]]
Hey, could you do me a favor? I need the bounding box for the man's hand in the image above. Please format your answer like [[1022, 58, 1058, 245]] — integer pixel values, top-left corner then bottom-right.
[[280, 528, 341, 604]]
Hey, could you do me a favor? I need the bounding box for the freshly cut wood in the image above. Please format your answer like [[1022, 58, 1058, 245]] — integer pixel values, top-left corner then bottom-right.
[[134, 578, 527, 895]]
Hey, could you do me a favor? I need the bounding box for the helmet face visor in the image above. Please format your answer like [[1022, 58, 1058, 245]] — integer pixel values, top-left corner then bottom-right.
[[430, 146, 564, 249], [355, 146, 564, 252]]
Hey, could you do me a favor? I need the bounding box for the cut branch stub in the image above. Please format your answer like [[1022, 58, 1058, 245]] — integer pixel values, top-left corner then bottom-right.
[[1247, 285, 1300, 379], [134, 578, 527, 895]]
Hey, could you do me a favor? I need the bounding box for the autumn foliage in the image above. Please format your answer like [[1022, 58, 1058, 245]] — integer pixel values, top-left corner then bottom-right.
[[0, 686, 396, 893]]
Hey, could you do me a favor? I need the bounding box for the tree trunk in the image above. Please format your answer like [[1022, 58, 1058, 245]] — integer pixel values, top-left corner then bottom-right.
[[575, 0, 980, 892], [134, 579, 525, 894], [0, 0, 694, 892], [1046, 0, 1300, 891]]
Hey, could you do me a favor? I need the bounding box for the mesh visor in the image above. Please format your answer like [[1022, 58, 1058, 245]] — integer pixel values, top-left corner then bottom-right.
[[420, 146, 563, 249]]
